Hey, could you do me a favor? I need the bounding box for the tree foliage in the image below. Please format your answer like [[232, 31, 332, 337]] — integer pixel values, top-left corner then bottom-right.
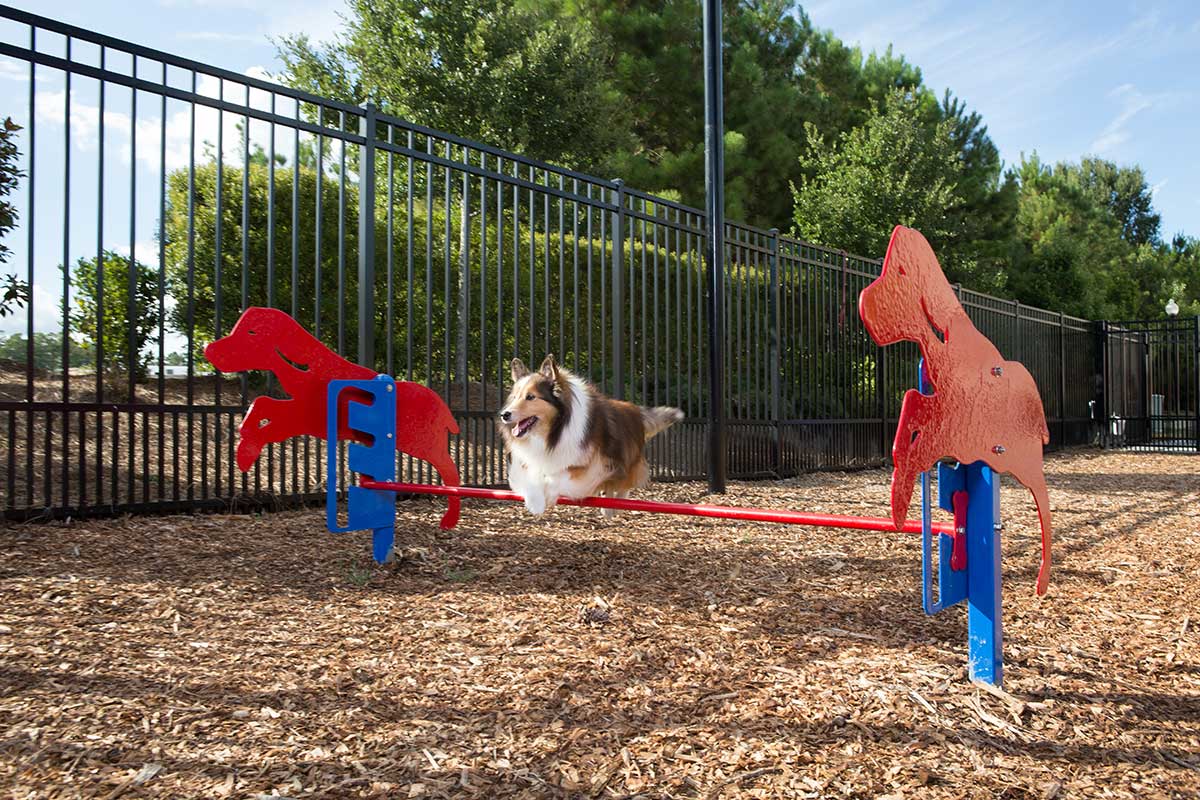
[[255, 0, 1199, 324], [0, 117, 28, 319], [1004, 155, 1187, 320], [276, 0, 626, 172], [66, 251, 161, 383], [0, 332, 92, 371], [791, 89, 964, 263]]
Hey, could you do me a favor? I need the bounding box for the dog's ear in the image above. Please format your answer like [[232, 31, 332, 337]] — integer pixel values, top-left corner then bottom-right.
[[511, 358, 530, 382], [539, 354, 558, 380]]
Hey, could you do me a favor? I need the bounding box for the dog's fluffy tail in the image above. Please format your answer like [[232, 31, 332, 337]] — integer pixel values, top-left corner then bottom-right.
[[641, 406, 684, 439]]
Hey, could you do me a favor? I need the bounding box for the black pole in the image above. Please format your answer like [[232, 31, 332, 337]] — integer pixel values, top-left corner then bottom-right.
[[703, 0, 727, 493]]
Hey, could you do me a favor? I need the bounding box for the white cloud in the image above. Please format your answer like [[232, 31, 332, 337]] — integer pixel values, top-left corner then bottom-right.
[[31, 67, 290, 174], [176, 31, 269, 44], [0, 284, 63, 336], [1151, 179, 1168, 197], [1088, 84, 1153, 155], [242, 65, 279, 85], [0, 58, 29, 83]]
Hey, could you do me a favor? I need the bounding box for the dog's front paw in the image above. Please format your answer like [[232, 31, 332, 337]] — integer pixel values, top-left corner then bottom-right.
[[524, 494, 547, 515], [601, 507, 619, 520]]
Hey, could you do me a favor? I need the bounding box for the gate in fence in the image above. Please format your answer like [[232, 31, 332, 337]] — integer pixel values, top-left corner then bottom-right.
[[1101, 318, 1200, 452]]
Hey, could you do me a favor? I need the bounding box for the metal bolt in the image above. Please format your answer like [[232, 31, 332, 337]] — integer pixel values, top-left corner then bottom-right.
[[386, 433, 393, 439], [991, 366, 1003, 377], [386, 384, 394, 392], [992, 444, 1006, 455]]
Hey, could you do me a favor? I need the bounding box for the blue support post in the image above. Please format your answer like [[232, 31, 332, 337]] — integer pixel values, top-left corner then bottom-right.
[[326, 375, 398, 563], [916, 360, 1005, 685], [965, 462, 1003, 684]]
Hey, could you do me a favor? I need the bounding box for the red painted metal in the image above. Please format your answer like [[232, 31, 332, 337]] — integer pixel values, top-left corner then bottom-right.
[[951, 490, 968, 572], [358, 479, 959, 536], [204, 307, 463, 528], [859, 226, 1052, 594]]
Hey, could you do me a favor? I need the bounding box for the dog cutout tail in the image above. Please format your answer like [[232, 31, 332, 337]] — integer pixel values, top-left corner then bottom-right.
[[641, 406, 684, 439]]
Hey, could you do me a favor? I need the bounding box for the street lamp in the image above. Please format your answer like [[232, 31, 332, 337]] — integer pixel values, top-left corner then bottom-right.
[[1165, 298, 1179, 317]]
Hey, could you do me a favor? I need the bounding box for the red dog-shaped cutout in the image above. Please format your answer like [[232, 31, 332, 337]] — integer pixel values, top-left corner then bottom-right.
[[205, 307, 461, 529], [859, 227, 1051, 595]]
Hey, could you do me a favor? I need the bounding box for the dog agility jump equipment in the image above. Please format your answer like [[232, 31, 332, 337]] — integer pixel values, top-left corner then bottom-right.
[[208, 226, 1052, 687]]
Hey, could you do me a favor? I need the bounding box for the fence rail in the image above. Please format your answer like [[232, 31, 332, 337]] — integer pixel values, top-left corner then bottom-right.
[[0, 6, 1142, 521]]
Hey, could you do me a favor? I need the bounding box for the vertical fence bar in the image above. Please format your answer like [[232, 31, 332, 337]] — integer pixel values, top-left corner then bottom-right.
[[1058, 311, 1067, 447], [611, 179, 625, 399], [59, 37, 70, 508], [357, 104, 377, 369], [768, 228, 781, 476], [1194, 316, 1200, 452]]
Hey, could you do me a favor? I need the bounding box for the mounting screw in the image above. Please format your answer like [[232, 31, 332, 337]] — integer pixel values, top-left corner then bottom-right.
[[991, 366, 1003, 377], [992, 444, 1006, 454], [386, 384, 394, 392], [386, 433, 393, 439]]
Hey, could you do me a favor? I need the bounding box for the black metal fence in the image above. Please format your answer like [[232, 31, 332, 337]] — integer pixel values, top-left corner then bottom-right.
[[1100, 319, 1200, 452], [0, 7, 1130, 520]]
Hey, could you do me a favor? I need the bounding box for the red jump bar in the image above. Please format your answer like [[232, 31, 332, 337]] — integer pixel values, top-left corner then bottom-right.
[[358, 479, 956, 536]]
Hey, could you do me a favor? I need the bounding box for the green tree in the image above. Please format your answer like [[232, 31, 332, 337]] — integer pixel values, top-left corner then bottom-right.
[[66, 252, 161, 384], [276, 0, 626, 172], [1162, 235, 1200, 316], [584, 0, 826, 228], [1058, 158, 1161, 247], [1006, 155, 1178, 319], [0, 332, 92, 371], [163, 150, 376, 362], [791, 89, 965, 264], [0, 117, 28, 318]]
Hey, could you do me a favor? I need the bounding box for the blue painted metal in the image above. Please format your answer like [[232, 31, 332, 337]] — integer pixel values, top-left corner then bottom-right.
[[922, 461, 968, 614], [325, 375, 398, 563], [965, 461, 1003, 685], [919, 359, 967, 615], [916, 360, 1004, 684]]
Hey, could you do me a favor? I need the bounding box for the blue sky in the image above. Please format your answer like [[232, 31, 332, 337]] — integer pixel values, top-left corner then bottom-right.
[[2, 0, 1198, 340], [804, 0, 1200, 239]]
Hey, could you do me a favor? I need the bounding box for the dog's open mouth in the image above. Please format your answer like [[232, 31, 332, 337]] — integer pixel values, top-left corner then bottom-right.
[[512, 416, 538, 438]]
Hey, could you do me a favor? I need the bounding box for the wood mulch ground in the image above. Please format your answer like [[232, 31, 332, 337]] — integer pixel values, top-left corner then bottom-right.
[[1, 449, 1198, 799]]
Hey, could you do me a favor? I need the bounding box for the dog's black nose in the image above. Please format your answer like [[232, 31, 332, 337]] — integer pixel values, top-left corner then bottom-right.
[[500, 410, 511, 422]]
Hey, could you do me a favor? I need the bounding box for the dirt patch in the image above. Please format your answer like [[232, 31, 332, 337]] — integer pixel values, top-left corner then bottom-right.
[[1, 449, 1198, 798]]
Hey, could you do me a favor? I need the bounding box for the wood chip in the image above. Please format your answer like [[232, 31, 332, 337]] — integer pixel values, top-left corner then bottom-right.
[[1, 450, 1196, 798]]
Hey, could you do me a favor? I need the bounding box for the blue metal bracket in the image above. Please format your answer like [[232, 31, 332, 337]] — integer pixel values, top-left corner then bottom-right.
[[326, 375, 398, 564], [919, 359, 966, 614], [916, 361, 1005, 685], [921, 463, 968, 615]]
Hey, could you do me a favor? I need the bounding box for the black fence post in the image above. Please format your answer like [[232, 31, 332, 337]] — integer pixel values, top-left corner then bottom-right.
[[1194, 315, 1200, 452], [702, 0, 727, 493], [877, 270, 888, 468], [1059, 311, 1066, 447], [357, 103, 378, 370], [1097, 320, 1110, 447], [768, 228, 781, 476], [611, 179, 625, 400], [1014, 299, 1022, 362]]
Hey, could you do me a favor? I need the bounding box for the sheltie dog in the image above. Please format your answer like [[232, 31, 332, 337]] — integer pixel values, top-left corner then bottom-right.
[[499, 355, 683, 516]]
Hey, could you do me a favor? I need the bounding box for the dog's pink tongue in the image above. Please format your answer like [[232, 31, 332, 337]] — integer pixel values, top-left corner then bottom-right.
[[516, 417, 536, 437]]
